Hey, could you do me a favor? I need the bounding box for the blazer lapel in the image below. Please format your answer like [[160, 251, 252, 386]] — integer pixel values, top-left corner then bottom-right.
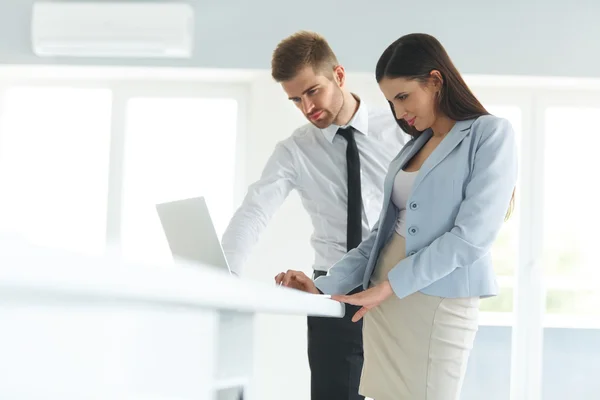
[[411, 119, 476, 192]]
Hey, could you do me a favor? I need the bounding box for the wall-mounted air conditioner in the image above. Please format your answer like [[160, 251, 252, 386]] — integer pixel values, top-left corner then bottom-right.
[[31, 2, 195, 58]]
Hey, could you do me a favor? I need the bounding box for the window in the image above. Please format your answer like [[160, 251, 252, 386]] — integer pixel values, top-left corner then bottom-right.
[[0, 87, 112, 255], [120, 97, 238, 265], [542, 106, 600, 324], [538, 103, 600, 400]]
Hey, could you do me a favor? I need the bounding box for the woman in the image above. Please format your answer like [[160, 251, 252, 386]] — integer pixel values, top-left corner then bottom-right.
[[275, 33, 517, 400]]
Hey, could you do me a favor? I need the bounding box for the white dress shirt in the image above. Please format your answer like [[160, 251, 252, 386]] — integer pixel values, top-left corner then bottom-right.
[[221, 98, 409, 275]]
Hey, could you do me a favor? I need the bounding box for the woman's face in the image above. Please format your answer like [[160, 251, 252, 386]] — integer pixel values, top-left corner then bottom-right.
[[378, 75, 440, 132]]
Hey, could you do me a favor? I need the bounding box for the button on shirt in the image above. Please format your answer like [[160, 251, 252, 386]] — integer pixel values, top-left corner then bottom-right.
[[221, 99, 409, 275]]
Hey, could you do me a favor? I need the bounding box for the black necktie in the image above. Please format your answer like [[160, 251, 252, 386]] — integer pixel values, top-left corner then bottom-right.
[[337, 127, 362, 251]]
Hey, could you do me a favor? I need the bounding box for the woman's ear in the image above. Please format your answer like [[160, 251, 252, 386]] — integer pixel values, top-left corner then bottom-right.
[[429, 70, 444, 90]]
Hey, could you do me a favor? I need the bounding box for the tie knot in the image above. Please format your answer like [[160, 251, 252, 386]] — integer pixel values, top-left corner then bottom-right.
[[337, 126, 355, 141]]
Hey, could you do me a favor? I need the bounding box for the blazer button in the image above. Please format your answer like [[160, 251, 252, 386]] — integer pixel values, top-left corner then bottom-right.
[[410, 202, 418, 210], [408, 226, 418, 235], [408, 251, 416, 256]]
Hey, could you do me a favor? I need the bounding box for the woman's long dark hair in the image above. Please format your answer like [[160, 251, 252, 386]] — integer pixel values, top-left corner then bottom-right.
[[376, 33, 514, 219], [376, 33, 488, 137]]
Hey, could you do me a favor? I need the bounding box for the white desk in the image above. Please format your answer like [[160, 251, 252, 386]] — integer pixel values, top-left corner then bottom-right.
[[0, 238, 344, 400]]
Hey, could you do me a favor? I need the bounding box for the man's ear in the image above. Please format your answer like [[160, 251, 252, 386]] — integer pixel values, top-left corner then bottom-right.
[[333, 65, 346, 87]]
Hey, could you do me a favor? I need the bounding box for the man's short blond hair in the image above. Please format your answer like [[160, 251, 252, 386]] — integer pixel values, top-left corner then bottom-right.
[[271, 31, 339, 82]]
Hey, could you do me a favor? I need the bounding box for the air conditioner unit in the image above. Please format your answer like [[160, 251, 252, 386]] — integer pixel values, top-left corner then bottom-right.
[[31, 2, 194, 58]]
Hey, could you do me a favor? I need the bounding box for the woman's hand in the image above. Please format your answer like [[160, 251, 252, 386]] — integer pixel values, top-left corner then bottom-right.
[[274, 270, 320, 295], [332, 281, 394, 322]]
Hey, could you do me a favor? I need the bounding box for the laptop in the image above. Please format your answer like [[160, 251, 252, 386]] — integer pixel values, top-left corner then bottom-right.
[[155, 196, 232, 274]]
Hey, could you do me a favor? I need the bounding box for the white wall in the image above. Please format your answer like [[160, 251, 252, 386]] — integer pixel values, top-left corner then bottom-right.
[[240, 72, 389, 400], [2, 0, 600, 78]]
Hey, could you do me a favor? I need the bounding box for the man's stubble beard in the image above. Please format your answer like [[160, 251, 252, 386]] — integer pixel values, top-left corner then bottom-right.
[[311, 86, 346, 129]]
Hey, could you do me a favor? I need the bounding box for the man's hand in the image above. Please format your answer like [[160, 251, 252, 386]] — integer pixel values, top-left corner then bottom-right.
[[274, 270, 320, 295]]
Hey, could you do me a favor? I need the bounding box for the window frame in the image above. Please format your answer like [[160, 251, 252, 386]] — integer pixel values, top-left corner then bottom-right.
[[466, 84, 600, 400], [0, 72, 250, 257], [107, 81, 249, 255], [535, 90, 600, 324]]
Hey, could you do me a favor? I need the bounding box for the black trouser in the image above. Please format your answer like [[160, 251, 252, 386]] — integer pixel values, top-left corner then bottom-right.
[[307, 270, 365, 400]]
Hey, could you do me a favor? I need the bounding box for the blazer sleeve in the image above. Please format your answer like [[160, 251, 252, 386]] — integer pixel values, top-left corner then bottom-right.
[[314, 222, 379, 295], [387, 117, 518, 299]]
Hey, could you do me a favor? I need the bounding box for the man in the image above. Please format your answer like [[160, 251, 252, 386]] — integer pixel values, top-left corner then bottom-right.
[[222, 31, 408, 400]]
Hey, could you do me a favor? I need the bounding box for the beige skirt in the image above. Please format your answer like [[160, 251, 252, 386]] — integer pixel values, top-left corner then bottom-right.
[[359, 232, 480, 400]]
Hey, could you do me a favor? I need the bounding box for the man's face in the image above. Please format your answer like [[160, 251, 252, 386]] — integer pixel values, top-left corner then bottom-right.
[[281, 66, 345, 129]]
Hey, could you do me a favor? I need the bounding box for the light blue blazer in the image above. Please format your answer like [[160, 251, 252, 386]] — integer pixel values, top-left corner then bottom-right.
[[314, 115, 518, 299]]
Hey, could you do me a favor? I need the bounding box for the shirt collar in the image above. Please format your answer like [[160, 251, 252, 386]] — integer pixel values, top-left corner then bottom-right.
[[321, 94, 370, 143]]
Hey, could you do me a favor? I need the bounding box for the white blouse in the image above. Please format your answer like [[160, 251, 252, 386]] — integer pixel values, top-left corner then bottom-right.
[[391, 169, 418, 237]]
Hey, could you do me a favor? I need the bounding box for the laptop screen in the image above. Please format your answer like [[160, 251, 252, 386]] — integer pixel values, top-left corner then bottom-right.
[[155, 196, 232, 274]]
